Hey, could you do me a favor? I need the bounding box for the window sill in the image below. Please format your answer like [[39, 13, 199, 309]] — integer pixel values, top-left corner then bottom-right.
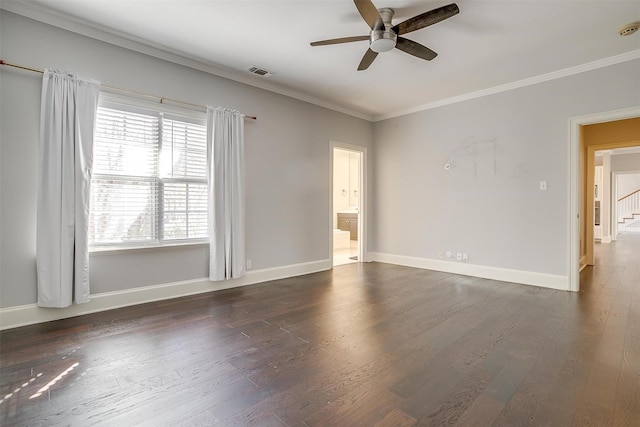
[[89, 240, 208, 256]]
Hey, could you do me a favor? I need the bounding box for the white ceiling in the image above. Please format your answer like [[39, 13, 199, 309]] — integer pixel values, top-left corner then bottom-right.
[[5, 0, 640, 121]]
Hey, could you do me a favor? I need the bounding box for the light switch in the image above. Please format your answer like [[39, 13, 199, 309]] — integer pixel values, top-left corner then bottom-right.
[[539, 181, 547, 191]]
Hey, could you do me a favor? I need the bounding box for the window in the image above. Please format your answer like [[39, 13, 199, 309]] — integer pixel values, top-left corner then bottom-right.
[[89, 98, 208, 248]]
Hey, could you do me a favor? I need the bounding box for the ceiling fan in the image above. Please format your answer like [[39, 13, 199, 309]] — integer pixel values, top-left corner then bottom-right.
[[310, 0, 459, 70]]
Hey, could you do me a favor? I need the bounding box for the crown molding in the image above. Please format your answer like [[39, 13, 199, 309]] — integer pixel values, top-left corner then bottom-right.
[[0, 1, 374, 122], [2, 1, 638, 124], [373, 49, 640, 122]]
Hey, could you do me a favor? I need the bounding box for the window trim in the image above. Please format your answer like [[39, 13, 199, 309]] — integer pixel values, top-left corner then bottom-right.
[[89, 93, 208, 252], [90, 240, 208, 256]]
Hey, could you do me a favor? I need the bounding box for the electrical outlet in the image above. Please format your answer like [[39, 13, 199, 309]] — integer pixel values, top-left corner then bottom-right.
[[246, 259, 252, 270], [463, 253, 469, 262], [445, 251, 452, 258], [456, 253, 462, 261]]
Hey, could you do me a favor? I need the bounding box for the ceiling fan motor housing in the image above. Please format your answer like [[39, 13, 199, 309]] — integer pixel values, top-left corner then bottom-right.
[[370, 8, 396, 52], [309, 2, 459, 70]]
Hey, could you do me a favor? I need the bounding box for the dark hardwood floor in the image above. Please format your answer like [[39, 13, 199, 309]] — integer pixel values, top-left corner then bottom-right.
[[1, 235, 638, 426]]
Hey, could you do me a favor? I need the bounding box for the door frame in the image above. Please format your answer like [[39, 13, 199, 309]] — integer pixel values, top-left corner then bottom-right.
[[612, 171, 618, 241], [568, 106, 640, 292], [330, 141, 367, 264]]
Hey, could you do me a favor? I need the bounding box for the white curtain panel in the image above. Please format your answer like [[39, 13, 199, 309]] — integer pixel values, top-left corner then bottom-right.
[[36, 69, 100, 307], [207, 107, 246, 280]]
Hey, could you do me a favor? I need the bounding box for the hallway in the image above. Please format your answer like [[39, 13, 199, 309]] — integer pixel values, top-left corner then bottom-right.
[[573, 232, 639, 425], [581, 232, 640, 293]]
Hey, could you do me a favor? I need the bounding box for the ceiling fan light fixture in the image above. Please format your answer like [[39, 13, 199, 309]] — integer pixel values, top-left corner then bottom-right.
[[370, 30, 397, 53]]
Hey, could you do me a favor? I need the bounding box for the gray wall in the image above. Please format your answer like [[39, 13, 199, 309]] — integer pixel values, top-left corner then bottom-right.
[[613, 154, 640, 201], [2, 9, 639, 311], [0, 11, 374, 308], [612, 153, 640, 172], [373, 59, 640, 276], [617, 173, 640, 199]]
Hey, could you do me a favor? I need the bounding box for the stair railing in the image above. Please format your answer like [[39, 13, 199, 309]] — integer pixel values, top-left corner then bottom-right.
[[618, 189, 640, 223]]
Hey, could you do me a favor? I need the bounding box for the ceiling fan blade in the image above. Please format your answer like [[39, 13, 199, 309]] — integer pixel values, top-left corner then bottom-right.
[[354, 0, 384, 31], [358, 48, 379, 71], [396, 37, 438, 61], [392, 3, 459, 35], [310, 35, 370, 46]]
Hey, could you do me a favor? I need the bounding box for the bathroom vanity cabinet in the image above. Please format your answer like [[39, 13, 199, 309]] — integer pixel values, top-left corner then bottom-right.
[[337, 212, 358, 240]]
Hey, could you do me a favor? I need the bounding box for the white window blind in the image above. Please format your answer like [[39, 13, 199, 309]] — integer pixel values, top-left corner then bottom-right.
[[89, 101, 207, 248], [161, 117, 208, 241]]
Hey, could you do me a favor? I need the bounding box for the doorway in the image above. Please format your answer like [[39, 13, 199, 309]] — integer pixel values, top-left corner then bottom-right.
[[596, 150, 640, 243], [569, 108, 640, 292], [331, 143, 366, 267]]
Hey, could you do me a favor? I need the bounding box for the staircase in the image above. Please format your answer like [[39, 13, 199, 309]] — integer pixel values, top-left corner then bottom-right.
[[618, 189, 640, 232]]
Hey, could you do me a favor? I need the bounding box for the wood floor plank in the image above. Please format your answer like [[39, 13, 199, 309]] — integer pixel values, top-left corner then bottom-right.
[[1, 234, 638, 426], [575, 361, 619, 418], [454, 393, 505, 427], [612, 324, 640, 427], [416, 366, 492, 426], [374, 408, 416, 427]]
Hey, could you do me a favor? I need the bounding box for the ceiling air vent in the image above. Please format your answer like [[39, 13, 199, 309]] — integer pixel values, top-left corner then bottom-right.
[[619, 22, 640, 36], [247, 66, 274, 77]]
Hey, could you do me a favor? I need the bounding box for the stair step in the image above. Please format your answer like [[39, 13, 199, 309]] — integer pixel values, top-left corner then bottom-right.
[[619, 213, 640, 224]]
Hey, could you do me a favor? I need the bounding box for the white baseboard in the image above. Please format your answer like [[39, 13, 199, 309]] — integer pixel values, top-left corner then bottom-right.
[[370, 252, 569, 291], [0, 254, 569, 330], [579, 255, 587, 270], [0, 259, 331, 331], [600, 236, 612, 243]]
